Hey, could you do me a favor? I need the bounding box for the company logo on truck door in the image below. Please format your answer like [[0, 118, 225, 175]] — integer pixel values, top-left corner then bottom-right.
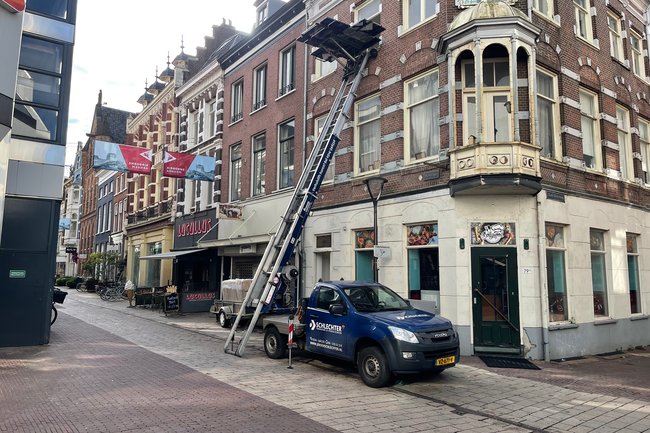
[[309, 319, 342, 334]]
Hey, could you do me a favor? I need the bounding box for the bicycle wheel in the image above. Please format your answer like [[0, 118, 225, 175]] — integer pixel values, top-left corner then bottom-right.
[[51, 304, 58, 325]]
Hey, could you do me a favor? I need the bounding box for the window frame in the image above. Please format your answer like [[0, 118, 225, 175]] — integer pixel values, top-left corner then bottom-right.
[[630, 31, 646, 79], [252, 63, 267, 112], [230, 143, 242, 202], [627, 233, 642, 315], [607, 12, 624, 63], [533, 0, 554, 20], [573, 0, 594, 44], [639, 118, 650, 185], [406, 223, 439, 301], [579, 88, 602, 170], [545, 223, 569, 322], [354, 94, 382, 175], [404, 69, 440, 164], [278, 119, 295, 189], [252, 133, 266, 196], [355, 0, 381, 24], [536, 68, 561, 160], [402, 0, 439, 32], [279, 45, 296, 97], [616, 105, 633, 181], [589, 229, 609, 318], [231, 79, 244, 124]]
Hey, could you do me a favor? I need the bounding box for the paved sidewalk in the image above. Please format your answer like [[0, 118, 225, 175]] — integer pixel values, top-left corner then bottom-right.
[[2, 289, 649, 433]]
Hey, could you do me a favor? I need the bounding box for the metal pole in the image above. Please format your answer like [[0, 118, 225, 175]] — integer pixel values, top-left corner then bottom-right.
[[373, 200, 378, 282]]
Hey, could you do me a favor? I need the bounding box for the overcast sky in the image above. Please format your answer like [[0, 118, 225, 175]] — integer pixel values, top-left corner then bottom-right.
[[65, 0, 257, 169]]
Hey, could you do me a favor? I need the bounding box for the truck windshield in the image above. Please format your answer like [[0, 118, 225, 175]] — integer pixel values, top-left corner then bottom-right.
[[343, 285, 411, 312]]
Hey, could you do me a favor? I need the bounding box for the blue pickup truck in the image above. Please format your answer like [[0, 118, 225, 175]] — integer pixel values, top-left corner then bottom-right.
[[262, 281, 460, 387]]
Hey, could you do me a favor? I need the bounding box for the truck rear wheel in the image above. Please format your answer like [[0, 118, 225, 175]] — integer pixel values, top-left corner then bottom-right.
[[218, 311, 231, 328], [264, 327, 287, 359], [358, 346, 392, 388]]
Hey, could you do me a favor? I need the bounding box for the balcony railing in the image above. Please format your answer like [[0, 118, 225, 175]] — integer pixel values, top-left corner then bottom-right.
[[126, 200, 173, 226]]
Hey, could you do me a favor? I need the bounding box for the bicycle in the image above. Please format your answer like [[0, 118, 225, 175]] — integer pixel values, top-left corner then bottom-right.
[[52, 287, 68, 325], [100, 284, 125, 302]]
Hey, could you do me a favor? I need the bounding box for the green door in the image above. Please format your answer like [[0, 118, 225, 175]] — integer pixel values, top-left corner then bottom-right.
[[471, 247, 520, 352]]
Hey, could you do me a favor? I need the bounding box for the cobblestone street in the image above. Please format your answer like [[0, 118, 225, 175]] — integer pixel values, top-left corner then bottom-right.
[[1, 290, 649, 433]]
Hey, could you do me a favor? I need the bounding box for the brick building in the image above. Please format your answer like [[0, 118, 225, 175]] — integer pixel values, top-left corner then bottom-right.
[[210, 0, 650, 360]]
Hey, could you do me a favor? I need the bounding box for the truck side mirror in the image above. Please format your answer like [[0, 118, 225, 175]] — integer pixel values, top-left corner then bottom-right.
[[329, 304, 346, 316]]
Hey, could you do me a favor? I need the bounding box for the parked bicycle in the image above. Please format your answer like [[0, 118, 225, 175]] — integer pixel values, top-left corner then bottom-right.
[[52, 287, 68, 325], [100, 284, 126, 302]]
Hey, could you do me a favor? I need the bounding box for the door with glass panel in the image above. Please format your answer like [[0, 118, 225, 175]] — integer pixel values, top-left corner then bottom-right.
[[471, 247, 520, 352]]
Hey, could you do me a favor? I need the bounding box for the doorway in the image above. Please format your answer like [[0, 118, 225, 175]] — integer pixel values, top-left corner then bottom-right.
[[471, 247, 520, 353]]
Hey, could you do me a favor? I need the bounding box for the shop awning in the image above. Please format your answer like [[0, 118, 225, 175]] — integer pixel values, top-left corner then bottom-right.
[[139, 248, 206, 260]]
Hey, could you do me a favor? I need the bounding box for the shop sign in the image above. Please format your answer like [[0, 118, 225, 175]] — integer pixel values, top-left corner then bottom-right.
[[471, 222, 516, 246], [174, 210, 217, 249], [9, 269, 25, 278], [177, 219, 212, 238], [1, 0, 25, 13]]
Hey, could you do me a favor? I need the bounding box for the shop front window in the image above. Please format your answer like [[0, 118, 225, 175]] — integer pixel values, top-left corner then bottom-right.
[[546, 224, 568, 322], [145, 242, 162, 287], [355, 229, 374, 282], [627, 234, 641, 314], [590, 229, 608, 317], [406, 223, 439, 300]]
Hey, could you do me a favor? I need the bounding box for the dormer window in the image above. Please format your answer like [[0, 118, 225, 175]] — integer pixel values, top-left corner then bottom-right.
[[256, 2, 268, 27]]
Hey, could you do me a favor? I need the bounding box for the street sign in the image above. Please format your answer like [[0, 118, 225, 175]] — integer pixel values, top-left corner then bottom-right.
[[65, 246, 77, 254], [374, 245, 391, 259], [9, 270, 26, 278]]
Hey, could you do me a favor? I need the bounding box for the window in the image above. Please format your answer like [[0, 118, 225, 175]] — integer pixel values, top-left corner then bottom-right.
[[279, 120, 295, 189], [574, 0, 593, 43], [145, 242, 162, 287], [355, 229, 375, 282], [607, 13, 624, 62], [403, 0, 438, 30], [546, 224, 568, 322], [315, 234, 332, 282], [626, 234, 642, 314], [481, 57, 511, 142], [639, 119, 650, 184], [315, 115, 334, 182], [252, 133, 266, 196], [27, 0, 68, 19], [616, 105, 633, 180], [231, 80, 243, 123], [533, 0, 553, 19], [537, 69, 560, 159], [316, 287, 342, 310], [13, 36, 65, 142], [253, 64, 267, 111], [630, 32, 645, 78], [405, 70, 439, 162], [355, 95, 381, 174], [406, 223, 439, 301], [580, 89, 601, 170], [230, 143, 242, 201], [279, 46, 295, 96], [207, 101, 216, 137], [355, 0, 381, 24], [314, 58, 337, 80], [590, 229, 608, 317], [256, 2, 268, 26]]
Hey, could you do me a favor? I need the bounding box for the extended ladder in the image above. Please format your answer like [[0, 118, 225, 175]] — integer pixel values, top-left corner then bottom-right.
[[224, 18, 384, 357]]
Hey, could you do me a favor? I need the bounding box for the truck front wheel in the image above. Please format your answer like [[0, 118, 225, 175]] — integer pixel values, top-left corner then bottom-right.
[[358, 346, 392, 388], [264, 327, 287, 359]]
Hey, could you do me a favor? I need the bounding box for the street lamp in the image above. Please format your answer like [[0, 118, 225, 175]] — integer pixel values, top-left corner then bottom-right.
[[363, 176, 387, 282]]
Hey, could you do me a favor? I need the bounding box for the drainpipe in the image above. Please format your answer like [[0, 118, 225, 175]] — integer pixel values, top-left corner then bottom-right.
[[537, 190, 551, 361], [299, 17, 309, 300], [510, 36, 520, 142]]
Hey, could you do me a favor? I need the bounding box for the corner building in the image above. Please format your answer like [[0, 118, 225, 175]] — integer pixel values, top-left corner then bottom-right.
[[296, 0, 650, 360]]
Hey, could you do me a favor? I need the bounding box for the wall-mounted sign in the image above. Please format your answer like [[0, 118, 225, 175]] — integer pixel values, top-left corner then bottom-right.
[[9, 269, 26, 278], [471, 222, 516, 246], [218, 203, 242, 220], [173, 209, 217, 249], [1, 0, 25, 13], [65, 246, 77, 254]]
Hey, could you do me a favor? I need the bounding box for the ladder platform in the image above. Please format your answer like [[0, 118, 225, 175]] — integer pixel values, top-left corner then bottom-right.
[[298, 18, 384, 61]]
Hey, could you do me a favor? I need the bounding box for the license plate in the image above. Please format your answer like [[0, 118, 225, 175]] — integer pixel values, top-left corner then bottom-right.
[[435, 355, 455, 366]]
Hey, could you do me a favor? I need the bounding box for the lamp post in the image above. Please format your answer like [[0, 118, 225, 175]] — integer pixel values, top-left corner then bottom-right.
[[363, 176, 387, 282]]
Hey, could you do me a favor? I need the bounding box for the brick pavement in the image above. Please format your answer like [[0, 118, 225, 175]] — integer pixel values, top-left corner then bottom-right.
[[3, 289, 650, 433]]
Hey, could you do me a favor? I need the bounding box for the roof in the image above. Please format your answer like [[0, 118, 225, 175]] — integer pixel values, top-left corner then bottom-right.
[[92, 105, 133, 143], [449, 0, 528, 31]]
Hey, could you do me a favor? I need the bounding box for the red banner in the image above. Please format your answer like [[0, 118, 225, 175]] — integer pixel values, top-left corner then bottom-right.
[[0, 0, 25, 13], [93, 140, 152, 174], [163, 151, 215, 181]]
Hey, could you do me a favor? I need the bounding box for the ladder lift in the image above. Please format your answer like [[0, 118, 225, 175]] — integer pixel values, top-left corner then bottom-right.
[[224, 18, 384, 357]]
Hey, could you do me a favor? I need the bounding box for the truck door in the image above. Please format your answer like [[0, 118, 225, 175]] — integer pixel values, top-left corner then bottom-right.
[[305, 287, 351, 359]]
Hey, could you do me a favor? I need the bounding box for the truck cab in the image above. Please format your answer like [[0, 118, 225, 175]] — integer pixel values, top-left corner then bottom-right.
[[263, 281, 460, 387]]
